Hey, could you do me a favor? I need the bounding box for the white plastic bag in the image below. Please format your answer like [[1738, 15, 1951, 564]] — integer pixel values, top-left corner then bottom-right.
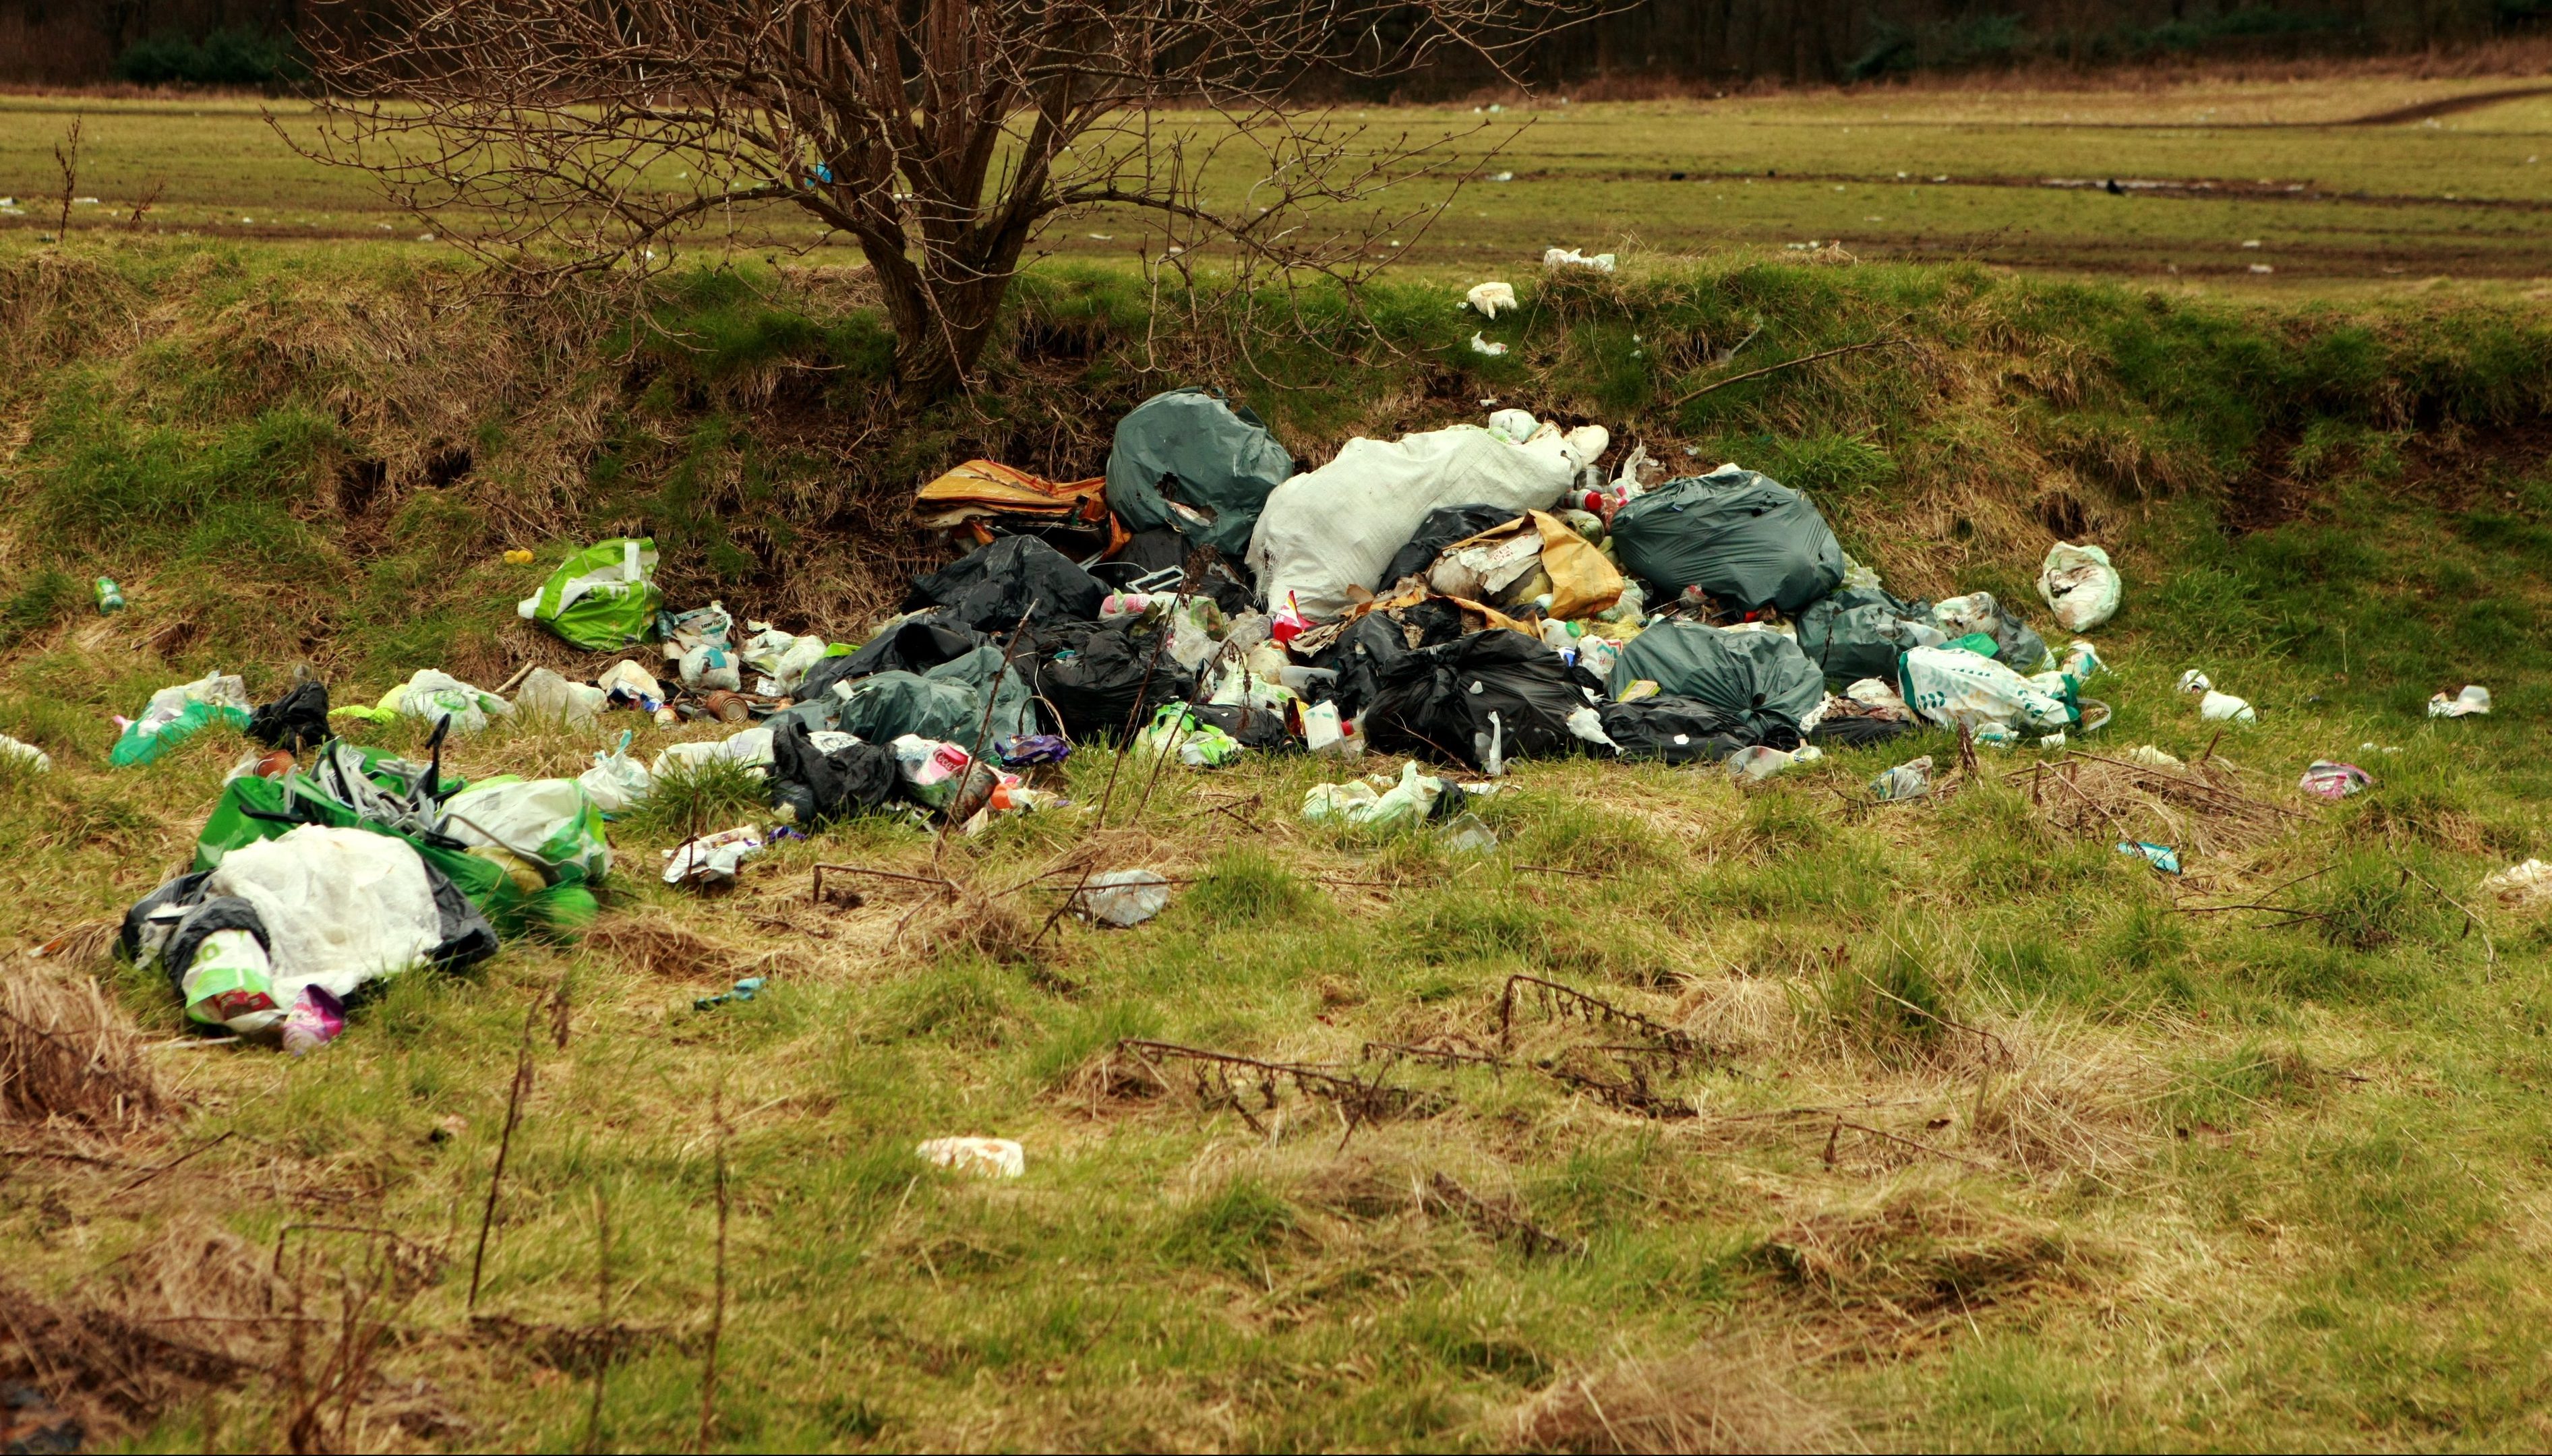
[[1248, 411, 1605, 619], [440, 777, 610, 882], [2036, 542, 2121, 632], [514, 667, 606, 725], [1302, 760, 1445, 828], [1542, 247, 1616, 272], [2199, 690, 2257, 723], [392, 669, 512, 735], [2429, 685, 2491, 719], [1899, 646, 2073, 733], [578, 731, 653, 816], [1464, 281, 1516, 318], [203, 826, 444, 1029], [651, 726, 776, 779]]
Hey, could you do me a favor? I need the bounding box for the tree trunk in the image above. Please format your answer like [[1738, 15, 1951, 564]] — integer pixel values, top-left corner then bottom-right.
[[856, 228, 1033, 402]]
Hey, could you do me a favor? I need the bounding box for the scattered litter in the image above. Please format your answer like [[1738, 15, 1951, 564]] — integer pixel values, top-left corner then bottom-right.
[[2130, 744, 2183, 767], [1469, 332, 1509, 357], [94, 575, 125, 613], [1465, 280, 1517, 317], [2116, 841, 2182, 874], [2199, 690, 2257, 723], [2298, 760, 2373, 799], [694, 975, 766, 1010], [2359, 741, 2402, 754], [515, 667, 606, 725], [1543, 247, 1616, 272], [111, 672, 252, 766], [1727, 744, 1822, 782], [662, 826, 766, 886], [1073, 870, 1174, 926], [1135, 704, 1245, 767], [2479, 860, 2552, 911], [2037, 542, 2121, 632], [384, 668, 513, 735], [503, 547, 535, 564], [579, 731, 653, 815], [598, 659, 666, 710], [0, 733, 53, 772], [1870, 756, 1932, 801], [995, 733, 1069, 766], [1437, 812, 1500, 852], [1305, 760, 1454, 828], [2429, 685, 2491, 718], [918, 1136, 1025, 1179], [2177, 669, 2212, 694]]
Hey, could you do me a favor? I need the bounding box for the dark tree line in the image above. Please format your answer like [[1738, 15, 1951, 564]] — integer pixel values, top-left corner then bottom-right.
[[1, 0, 2545, 88]]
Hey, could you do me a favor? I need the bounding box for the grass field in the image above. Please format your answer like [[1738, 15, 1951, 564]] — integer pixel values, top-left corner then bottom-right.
[[2, 75, 2552, 1450], [3, 73, 2551, 289]]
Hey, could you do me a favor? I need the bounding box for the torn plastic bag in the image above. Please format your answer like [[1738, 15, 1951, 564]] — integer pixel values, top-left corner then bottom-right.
[[1134, 703, 1245, 768], [1364, 630, 1611, 772], [1427, 511, 1624, 620], [518, 537, 661, 650], [440, 777, 612, 884], [387, 669, 513, 736], [247, 681, 330, 752], [1106, 386, 1295, 557], [1303, 760, 1458, 828], [652, 727, 777, 779], [1185, 700, 1294, 752], [1382, 504, 1529, 589], [111, 673, 252, 766], [833, 642, 1033, 750], [1605, 466, 1844, 614], [2037, 543, 2121, 633], [907, 536, 1106, 630], [1796, 585, 1939, 685], [1606, 621, 1823, 736], [1600, 696, 1767, 764], [767, 719, 898, 825], [1898, 644, 2075, 733], [799, 615, 986, 707], [514, 668, 606, 726], [740, 622, 830, 695], [1247, 411, 1604, 619], [1930, 592, 2050, 675], [123, 824, 494, 1037], [915, 459, 1111, 551], [1030, 623, 1195, 741], [1309, 613, 1414, 719], [578, 730, 652, 816]]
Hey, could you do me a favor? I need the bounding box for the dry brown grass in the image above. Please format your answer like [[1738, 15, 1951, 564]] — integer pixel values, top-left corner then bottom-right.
[[0, 969, 169, 1132], [583, 914, 748, 980], [1512, 1340, 1846, 1453], [1764, 1171, 2089, 1316], [2011, 750, 2300, 857]]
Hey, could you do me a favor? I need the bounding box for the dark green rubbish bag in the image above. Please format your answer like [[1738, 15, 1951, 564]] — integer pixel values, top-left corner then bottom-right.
[[1105, 387, 1294, 558], [1607, 621, 1824, 733], [1608, 467, 1844, 614]]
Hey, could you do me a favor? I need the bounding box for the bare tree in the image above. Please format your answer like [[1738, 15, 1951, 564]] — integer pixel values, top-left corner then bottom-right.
[[293, 0, 1566, 398]]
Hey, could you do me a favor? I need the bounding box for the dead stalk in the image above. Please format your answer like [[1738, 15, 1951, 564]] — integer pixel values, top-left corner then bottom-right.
[[467, 994, 542, 1313]]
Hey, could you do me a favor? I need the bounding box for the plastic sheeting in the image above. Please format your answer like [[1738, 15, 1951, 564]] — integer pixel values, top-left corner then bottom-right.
[[1106, 387, 1295, 558], [906, 536, 1106, 630], [1247, 412, 1603, 619], [1364, 630, 1611, 771], [1606, 466, 1843, 613], [1606, 622, 1824, 735]]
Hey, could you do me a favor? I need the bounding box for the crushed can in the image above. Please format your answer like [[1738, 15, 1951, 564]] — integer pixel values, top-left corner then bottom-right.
[[94, 576, 125, 613]]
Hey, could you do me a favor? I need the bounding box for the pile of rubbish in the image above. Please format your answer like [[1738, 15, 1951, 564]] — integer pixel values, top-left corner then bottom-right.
[[140, 379, 2536, 1052]]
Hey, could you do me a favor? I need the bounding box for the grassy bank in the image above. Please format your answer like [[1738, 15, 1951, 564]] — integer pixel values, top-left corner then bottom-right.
[[3, 238, 2552, 1451]]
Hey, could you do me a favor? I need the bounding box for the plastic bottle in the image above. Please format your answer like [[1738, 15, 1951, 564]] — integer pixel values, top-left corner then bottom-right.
[[94, 577, 124, 613]]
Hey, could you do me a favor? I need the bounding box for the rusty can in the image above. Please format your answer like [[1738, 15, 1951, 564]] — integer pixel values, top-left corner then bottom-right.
[[703, 690, 750, 724]]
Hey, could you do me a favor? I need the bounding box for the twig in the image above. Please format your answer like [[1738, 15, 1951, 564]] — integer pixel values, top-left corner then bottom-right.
[[1514, 864, 1612, 880], [468, 994, 541, 1312], [1670, 336, 1903, 406], [1831, 1118, 1995, 1170], [696, 1082, 728, 1454], [119, 1129, 234, 1191], [1855, 969, 2010, 1064], [585, 1185, 611, 1455], [1497, 974, 1694, 1056]]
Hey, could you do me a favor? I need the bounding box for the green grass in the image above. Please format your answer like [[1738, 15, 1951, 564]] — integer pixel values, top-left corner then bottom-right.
[[2, 223, 2552, 1451], [3, 74, 2551, 287]]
